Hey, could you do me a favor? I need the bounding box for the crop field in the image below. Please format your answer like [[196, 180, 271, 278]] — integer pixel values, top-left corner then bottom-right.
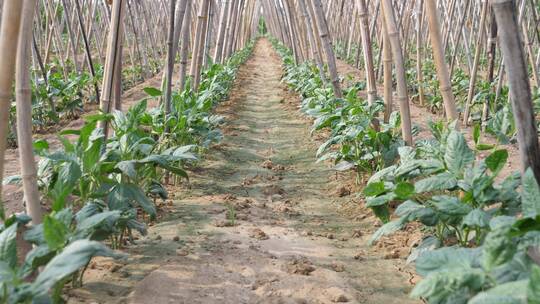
[[0, 0, 540, 303]]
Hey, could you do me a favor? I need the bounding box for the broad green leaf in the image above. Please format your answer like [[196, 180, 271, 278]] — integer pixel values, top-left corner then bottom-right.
[[368, 165, 396, 183], [0, 225, 17, 268], [143, 87, 162, 97], [463, 209, 490, 228], [369, 219, 406, 245], [521, 168, 540, 218], [20, 245, 55, 277], [115, 161, 138, 180], [430, 195, 472, 216], [415, 172, 457, 193], [415, 246, 482, 276], [363, 181, 386, 197], [74, 211, 121, 240], [43, 216, 68, 251], [366, 192, 396, 207], [82, 128, 104, 173], [32, 240, 121, 297], [398, 146, 416, 162], [407, 236, 441, 264], [469, 280, 528, 304], [482, 227, 515, 271], [108, 184, 156, 218], [444, 130, 474, 176], [528, 265, 540, 304], [33, 139, 49, 153], [51, 161, 81, 211], [395, 200, 423, 217], [394, 182, 415, 199], [411, 267, 486, 303], [486, 149, 508, 174]]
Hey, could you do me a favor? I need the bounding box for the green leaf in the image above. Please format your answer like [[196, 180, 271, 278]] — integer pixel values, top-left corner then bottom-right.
[[395, 200, 423, 218], [115, 161, 138, 180], [485, 149, 508, 174], [0, 225, 18, 268], [394, 182, 415, 199], [528, 265, 540, 304], [407, 236, 441, 264], [20, 245, 55, 277], [33, 139, 49, 153], [74, 211, 121, 240], [108, 184, 156, 218], [473, 124, 481, 145], [476, 143, 496, 151], [463, 209, 490, 228], [82, 128, 104, 174], [368, 165, 396, 183], [143, 87, 162, 97], [334, 161, 354, 171], [482, 227, 515, 271], [469, 280, 528, 304], [369, 219, 406, 245], [415, 246, 482, 276], [411, 267, 486, 303], [363, 181, 386, 197], [430, 195, 472, 216], [51, 161, 81, 211], [32, 240, 122, 297], [415, 172, 458, 193], [139, 155, 188, 178], [366, 192, 396, 207], [3, 175, 21, 186], [522, 168, 540, 218], [43, 215, 68, 251], [444, 130, 474, 176]]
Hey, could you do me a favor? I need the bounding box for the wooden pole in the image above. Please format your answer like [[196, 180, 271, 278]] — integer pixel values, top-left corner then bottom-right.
[[16, 0, 43, 224], [491, 0, 540, 182], [0, 0, 24, 204]]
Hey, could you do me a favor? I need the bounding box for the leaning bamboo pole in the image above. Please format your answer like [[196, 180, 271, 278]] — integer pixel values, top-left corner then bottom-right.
[[357, 0, 378, 104], [98, 0, 126, 138], [424, 0, 458, 121], [462, 0, 489, 125], [310, 0, 343, 98], [381, 0, 413, 145], [190, 0, 210, 90]]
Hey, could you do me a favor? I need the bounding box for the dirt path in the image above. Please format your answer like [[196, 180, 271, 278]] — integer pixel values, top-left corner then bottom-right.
[[68, 39, 416, 304]]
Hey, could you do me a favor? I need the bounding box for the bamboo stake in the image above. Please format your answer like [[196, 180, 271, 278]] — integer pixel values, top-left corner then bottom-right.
[[425, 0, 459, 121], [0, 0, 24, 204], [310, 0, 343, 98], [491, 0, 540, 182], [381, 0, 413, 145], [17, 0, 43, 224]]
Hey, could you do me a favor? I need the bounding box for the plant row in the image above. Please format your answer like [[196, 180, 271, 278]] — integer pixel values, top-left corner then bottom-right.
[[0, 41, 255, 304], [272, 38, 540, 304]]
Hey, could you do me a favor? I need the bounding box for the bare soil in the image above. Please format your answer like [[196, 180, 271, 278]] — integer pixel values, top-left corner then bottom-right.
[[66, 39, 417, 304]]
